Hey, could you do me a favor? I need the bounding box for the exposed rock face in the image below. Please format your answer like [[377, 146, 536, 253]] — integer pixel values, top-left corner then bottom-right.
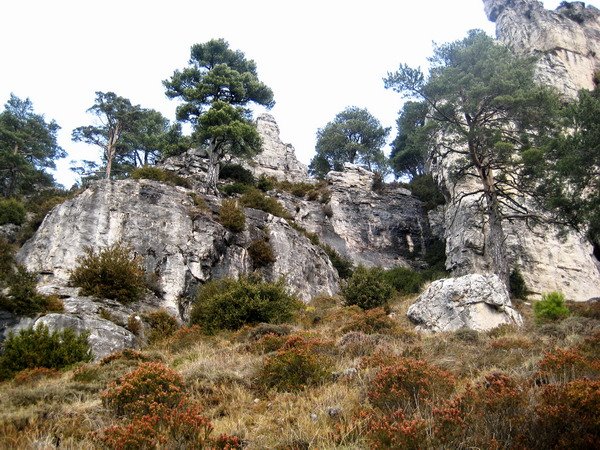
[[278, 164, 431, 268], [249, 114, 308, 182], [483, 0, 600, 98], [407, 274, 523, 332], [17, 179, 339, 310], [161, 114, 308, 186]]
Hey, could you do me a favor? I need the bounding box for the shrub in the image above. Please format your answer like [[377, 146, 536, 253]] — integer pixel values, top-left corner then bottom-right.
[[164, 325, 204, 353], [247, 239, 276, 268], [342, 266, 394, 310], [190, 277, 301, 334], [0, 324, 92, 380], [368, 357, 456, 414], [340, 307, 398, 335], [0, 198, 26, 225], [218, 199, 245, 232], [240, 188, 290, 218], [220, 163, 255, 184], [101, 362, 185, 417], [258, 336, 331, 392], [321, 243, 353, 279], [382, 266, 424, 295], [69, 243, 146, 303], [424, 238, 447, 271], [220, 182, 252, 196], [256, 175, 275, 192], [130, 166, 190, 188], [536, 379, 600, 449], [408, 174, 445, 211], [534, 348, 600, 384], [142, 309, 180, 344], [534, 291, 570, 323], [0, 266, 64, 316], [366, 409, 428, 450], [509, 268, 528, 299], [12, 367, 61, 386]]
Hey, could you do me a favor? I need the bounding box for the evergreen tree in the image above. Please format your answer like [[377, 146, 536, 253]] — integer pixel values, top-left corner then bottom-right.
[[389, 101, 430, 180]]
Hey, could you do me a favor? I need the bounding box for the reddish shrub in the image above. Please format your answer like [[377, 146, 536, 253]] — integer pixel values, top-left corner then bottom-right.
[[535, 348, 600, 384], [367, 358, 456, 413], [12, 367, 60, 386], [101, 362, 185, 417], [340, 307, 399, 335], [366, 409, 428, 450], [100, 349, 155, 366], [165, 324, 204, 352], [96, 414, 163, 449], [536, 379, 600, 449]]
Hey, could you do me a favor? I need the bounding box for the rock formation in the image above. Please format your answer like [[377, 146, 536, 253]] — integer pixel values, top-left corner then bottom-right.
[[483, 0, 600, 98], [278, 164, 432, 269], [407, 274, 523, 332]]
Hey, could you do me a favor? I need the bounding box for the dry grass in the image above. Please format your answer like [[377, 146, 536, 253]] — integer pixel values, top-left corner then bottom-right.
[[0, 293, 598, 448]]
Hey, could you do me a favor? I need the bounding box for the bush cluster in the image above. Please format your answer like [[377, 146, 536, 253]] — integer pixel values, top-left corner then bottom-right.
[[240, 188, 290, 218], [534, 291, 570, 323], [342, 266, 394, 310], [219, 163, 255, 184], [69, 243, 146, 303], [218, 199, 245, 232], [258, 335, 332, 392], [0, 198, 26, 225], [0, 324, 92, 380], [247, 239, 276, 268], [407, 174, 445, 211], [509, 268, 528, 299], [0, 265, 64, 316], [382, 266, 424, 295], [142, 309, 180, 345], [190, 277, 301, 334], [130, 166, 191, 188]]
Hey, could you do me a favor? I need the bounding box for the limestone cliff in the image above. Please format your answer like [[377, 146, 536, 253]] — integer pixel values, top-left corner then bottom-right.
[[483, 0, 600, 98]]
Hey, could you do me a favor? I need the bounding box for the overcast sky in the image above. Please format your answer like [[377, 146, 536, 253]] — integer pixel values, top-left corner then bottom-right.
[[1, 0, 565, 187]]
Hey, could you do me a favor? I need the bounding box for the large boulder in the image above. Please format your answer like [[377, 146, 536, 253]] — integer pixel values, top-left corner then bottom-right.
[[407, 274, 523, 332]]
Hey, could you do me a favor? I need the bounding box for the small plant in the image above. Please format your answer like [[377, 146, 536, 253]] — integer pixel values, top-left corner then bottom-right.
[[340, 307, 398, 335], [142, 309, 180, 344], [12, 367, 61, 386], [342, 266, 394, 310], [0, 198, 26, 225], [220, 181, 252, 196], [101, 362, 185, 417], [218, 199, 245, 232], [164, 325, 204, 352], [219, 163, 255, 184], [0, 324, 92, 380], [408, 174, 445, 211], [366, 409, 428, 450], [534, 348, 600, 384], [69, 243, 146, 303], [534, 291, 570, 323], [258, 336, 331, 392], [509, 268, 528, 299], [320, 242, 353, 279], [368, 357, 456, 414], [256, 175, 275, 192], [130, 166, 190, 188], [240, 188, 290, 218], [0, 265, 64, 316], [247, 239, 276, 268], [190, 277, 301, 334]]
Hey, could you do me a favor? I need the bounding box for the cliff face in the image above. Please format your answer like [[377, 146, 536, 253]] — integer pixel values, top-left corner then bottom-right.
[[483, 0, 600, 98]]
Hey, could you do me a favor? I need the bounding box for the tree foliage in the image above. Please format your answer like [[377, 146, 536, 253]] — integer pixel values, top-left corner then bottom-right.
[[164, 38, 274, 194], [0, 94, 65, 197], [309, 106, 390, 179], [390, 101, 430, 179], [384, 30, 560, 284], [72, 92, 180, 180]]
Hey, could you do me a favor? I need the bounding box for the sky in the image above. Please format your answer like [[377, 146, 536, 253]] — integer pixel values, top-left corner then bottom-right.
[[1, 0, 566, 188]]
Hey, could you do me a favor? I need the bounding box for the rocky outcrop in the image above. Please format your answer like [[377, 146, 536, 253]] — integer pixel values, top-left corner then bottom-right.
[[17, 179, 339, 311], [161, 114, 308, 186], [278, 164, 432, 268], [407, 274, 523, 332], [248, 114, 308, 182], [483, 0, 600, 98]]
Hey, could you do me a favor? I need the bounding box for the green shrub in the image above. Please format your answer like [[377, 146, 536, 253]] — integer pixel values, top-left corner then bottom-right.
[[143, 309, 180, 344], [0, 265, 64, 316], [220, 182, 252, 196], [218, 199, 245, 232], [0, 324, 92, 380], [509, 268, 528, 299], [256, 175, 275, 192], [258, 336, 331, 392], [408, 174, 445, 211], [190, 277, 301, 334], [220, 163, 255, 184], [383, 266, 424, 295], [240, 188, 290, 218], [0, 198, 26, 225], [534, 291, 570, 324], [69, 243, 146, 303], [321, 243, 354, 279], [247, 239, 276, 268], [130, 166, 191, 188], [342, 266, 394, 310], [424, 238, 447, 271], [101, 361, 185, 417]]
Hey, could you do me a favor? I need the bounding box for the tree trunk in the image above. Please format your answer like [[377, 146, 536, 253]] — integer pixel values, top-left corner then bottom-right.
[[205, 141, 220, 195], [105, 122, 122, 179]]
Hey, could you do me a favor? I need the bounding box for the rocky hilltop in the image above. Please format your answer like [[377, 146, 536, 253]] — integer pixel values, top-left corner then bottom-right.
[[483, 0, 600, 98]]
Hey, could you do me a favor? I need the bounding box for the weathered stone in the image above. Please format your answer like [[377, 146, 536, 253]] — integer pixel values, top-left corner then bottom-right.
[[17, 179, 339, 312], [483, 0, 600, 99], [407, 274, 523, 332], [278, 164, 432, 269]]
